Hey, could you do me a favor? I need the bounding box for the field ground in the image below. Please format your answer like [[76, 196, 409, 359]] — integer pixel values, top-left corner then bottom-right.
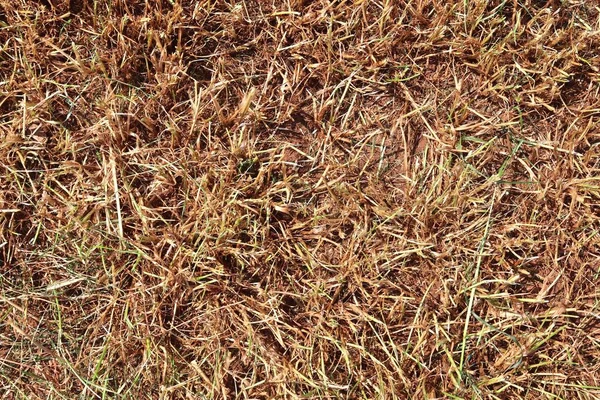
[[1, 0, 600, 399]]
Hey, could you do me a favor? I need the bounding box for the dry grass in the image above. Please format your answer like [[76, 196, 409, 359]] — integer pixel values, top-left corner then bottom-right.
[[1, 0, 600, 398]]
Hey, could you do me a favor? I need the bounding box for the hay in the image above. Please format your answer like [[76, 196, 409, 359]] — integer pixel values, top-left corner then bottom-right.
[[1, 0, 599, 398]]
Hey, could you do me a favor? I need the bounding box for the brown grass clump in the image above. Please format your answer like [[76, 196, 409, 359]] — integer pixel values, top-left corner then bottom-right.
[[1, 0, 600, 398]]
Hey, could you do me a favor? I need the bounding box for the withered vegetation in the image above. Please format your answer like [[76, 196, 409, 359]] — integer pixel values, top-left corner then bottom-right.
[[1, 0, 600, 398]]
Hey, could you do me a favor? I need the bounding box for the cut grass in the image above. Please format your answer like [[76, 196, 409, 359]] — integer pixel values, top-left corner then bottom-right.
[[1, 0, 600, 399]]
